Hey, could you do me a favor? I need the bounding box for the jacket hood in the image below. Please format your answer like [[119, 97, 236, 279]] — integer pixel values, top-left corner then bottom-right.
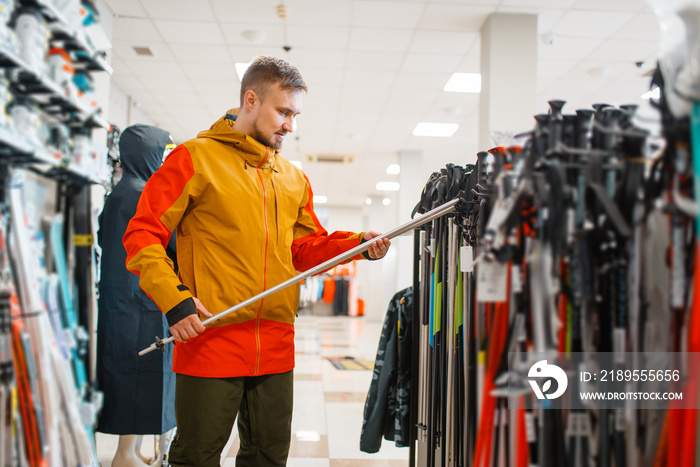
[[197, 108, 278, 169], [119, 124, 172, 181]]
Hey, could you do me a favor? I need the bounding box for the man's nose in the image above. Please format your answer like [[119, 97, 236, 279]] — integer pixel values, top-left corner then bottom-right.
[[283, 116, 294, 132]]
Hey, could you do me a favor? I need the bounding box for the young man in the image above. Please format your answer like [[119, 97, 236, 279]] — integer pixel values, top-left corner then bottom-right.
[[123, 56, 390, 466]]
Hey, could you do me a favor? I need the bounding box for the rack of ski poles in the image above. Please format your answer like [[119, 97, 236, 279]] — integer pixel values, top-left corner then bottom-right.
[[409, 70, 700, 467], [0, 166, 99, 466]]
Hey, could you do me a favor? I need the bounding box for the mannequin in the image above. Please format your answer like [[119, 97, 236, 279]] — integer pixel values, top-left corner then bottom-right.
[[96, 125, 177, 466]]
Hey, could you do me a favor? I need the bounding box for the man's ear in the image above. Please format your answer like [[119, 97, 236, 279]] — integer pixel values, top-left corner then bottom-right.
[[243, 89, 258, 111]]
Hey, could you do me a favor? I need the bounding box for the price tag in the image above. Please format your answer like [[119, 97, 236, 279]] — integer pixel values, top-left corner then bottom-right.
[[477, 259, 507, 302], [460, 246, 474, 272]]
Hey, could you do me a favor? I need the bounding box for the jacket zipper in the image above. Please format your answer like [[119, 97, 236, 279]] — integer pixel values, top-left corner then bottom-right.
[[254, 148, 270, 376]]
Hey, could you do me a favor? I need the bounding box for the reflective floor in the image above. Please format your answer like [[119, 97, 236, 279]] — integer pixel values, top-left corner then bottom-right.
[[96, 315, 410, 466]]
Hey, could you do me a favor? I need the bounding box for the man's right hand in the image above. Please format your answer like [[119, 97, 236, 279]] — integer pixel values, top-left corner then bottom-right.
[[170, 297, 213, 343]]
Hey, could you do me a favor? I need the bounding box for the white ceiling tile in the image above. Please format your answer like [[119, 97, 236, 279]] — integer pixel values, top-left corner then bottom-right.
[[401, 53, 463, 73], [351, 1, 425, 29], [209, 0, 281, 24], [345, 51, 404, 71], [394, 72, 452, 90], [339, 85, 393, 102], [289, 49, 346, 71], [613, 14, 660, 41], [538, 59, 578, 78], [113, 18, 163, 42], [566, 60, 639, 81], [300, 68, 344, 89], [141, 0, 216, 21], [501, 0, 576, 8], [282, 0, 353, 26], [102, 0, 147, 17], [193, 80, 239, 96], [418, 4, 495, 31], [154, 20, 225, 45], [109, 56, 133, 77], [112, 41, 175, 61], [220, 24, 286, 47], [122, 60, 185, 79], [343, 70, 398, 88], [410, 31, 478, 55], [572, 0, 648, 12], [587, 39, 658, 63], [227, 46, 288, 64], [286, 26, 350, 50], [305, 84, 342, 100], [167, 43, 232, 63], [388, 86, 441, 103], [348, 28, 414, 52], [140, 77, 195, 93], [538, 37, 604, 60], [109, 74, 143, 94], [456, 55, 480, 73], [552, 11, 636, 38], [180, 62, 238, 81]]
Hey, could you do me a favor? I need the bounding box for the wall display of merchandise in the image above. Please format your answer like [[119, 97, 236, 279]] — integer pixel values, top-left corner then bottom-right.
[[0, 0, 111, 464], [359, 66, 700, 466]]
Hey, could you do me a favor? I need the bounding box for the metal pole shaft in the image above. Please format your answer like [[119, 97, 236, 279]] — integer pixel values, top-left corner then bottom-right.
[[139, 197, 460, 356]]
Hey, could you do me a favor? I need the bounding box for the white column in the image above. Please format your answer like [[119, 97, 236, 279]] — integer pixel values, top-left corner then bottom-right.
[[479, 14, 537, 150]]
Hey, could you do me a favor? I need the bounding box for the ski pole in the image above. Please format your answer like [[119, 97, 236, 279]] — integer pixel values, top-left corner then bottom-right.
[[139, 196, 463, 356]]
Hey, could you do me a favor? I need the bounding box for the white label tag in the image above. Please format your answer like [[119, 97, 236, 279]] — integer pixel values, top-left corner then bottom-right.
[[511, 264, 522, 294], [525, 413, 537, 443], [477, 259, 507, 303], [460, 246, 474, 272]]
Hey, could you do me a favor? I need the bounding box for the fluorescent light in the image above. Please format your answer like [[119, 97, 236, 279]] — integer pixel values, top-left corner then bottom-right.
[[365, 198, 372, 205], [444, 73, 481, 93], [641, 87, 660, 100], [289, 160, 302, 169], [376, 182, 400, 191], [386, 164, 400, 175], [382, 198, 391, 206], [413, 122, 459, 137], [313, 195, 327, 204], [235, 62, 250, 81]]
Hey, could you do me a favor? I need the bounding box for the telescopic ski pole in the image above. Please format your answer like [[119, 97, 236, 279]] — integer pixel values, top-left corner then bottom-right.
[[139, 196, 463, 356]]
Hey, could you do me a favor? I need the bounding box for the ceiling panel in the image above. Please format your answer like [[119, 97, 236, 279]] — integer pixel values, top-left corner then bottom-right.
[[180, 62, 238, 81], [571, 0, 648, 12], [348, 28, 415, 52], [112, 18, 163, 42], [209, 0, 281, 24], [345, 51, 405, 72], [220, 24, 286, 48], [122, 60, 185, 79], [551, 11, 635, 38], [140, 0, 216, 22], [286, 26, 350, 50], [154, 20, 225, 45], [587, 39, 658, 63], [538, 36, 605, 60], [351, 1, 425, 29], [613, 14, 660, 41], [102, 0, 146, 17], [401, 53, 463, 73], [418, 4, 495, 31], [410, 31, 478, 55], [166, 44, 232, 64]]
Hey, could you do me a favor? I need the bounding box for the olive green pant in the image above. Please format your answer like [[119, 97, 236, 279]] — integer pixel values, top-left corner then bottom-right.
[[168, 370, 293, 467]]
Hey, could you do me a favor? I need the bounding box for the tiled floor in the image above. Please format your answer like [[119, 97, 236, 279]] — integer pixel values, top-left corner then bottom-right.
[[95, 315, 410, 466]]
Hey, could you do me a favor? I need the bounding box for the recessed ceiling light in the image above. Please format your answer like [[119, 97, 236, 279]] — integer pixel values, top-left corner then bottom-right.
[[241, 29, 266, 43], [444, 73, 481, 93], [386, 164, 400, 175], [413, 123, 459, 138], [382, 198, 391, 206], [235, 63, 250, 81], [289, 160, 302, 169], [365, 198, 372, 205], [313, 195, 327, 204], [376, 182, 400, 191], [641, 87, 660, 100]]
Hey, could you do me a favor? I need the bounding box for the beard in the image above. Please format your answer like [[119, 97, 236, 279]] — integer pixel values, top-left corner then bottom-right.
[[251, 120, 284, 150]]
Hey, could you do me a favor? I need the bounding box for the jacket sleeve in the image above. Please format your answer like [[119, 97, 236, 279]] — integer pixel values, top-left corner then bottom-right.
[[291, 173, 366, 272], [123, 145, 197, 316]]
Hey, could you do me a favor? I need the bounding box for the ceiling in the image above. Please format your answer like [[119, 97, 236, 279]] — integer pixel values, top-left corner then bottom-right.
[[103, 0, 661, 208]]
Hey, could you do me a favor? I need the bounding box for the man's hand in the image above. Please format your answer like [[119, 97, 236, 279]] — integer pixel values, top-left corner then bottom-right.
[[364, 231, 391, 259], [170, 297, 213, 343]]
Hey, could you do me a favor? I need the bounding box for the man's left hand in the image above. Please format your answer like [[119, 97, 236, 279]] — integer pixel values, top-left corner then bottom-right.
[[364, 231, 391, 259]]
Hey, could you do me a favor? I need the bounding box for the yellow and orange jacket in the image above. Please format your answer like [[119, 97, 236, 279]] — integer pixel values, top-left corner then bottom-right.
[[123, 111, 366, 377]]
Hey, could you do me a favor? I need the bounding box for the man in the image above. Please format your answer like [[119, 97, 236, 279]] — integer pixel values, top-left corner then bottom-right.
[[123, 56, 390, 466]]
